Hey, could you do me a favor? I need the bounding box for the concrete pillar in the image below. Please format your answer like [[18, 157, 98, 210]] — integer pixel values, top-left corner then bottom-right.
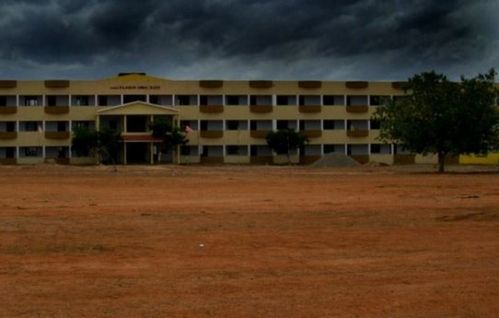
[[123, 143, 127, 165], [96, 116, 100, 131], [123, 116, 127, 133], [150, 143, 154, 164]]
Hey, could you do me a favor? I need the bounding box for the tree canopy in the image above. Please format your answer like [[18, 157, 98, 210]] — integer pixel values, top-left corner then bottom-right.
[[374, 69, 499, 172], [266, 129, 308, 163], [72, 126, 122, 164], [150, 118, 188, 163]]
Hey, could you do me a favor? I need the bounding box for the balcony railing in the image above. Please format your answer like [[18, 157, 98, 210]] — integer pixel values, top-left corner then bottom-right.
[[249, 81, 273, 89], [298, 81, 322, 89], [346, 105, 369, 113], [298, 105, 322, 113], [0, 80, 17, 88], [199, 80, 224, 89], [45, 80, 70, 88], [0, 107, 17, 114], [45, 131, 70, 140], [250, 105, 273, 113], [200, 131, 224, 138], [0, 132, 17, 140], [200, 105, 224, 114], [301, 130, 322, 138], [44, 106, 70, 114], [345, 81, 369, 89], [250, 130, 271, 139], [347, 129, 369, 138]]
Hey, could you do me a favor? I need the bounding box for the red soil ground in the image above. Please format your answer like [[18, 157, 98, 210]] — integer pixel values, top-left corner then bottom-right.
[[0, 165, 498, 317]]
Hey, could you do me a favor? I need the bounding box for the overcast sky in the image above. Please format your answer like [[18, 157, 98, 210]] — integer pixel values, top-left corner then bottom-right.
[[0, 0, 498, 80]]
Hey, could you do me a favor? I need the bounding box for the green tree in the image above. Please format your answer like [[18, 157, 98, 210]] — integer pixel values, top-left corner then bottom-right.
[[72, 126, 122, 164], [374, 69, 499, 173], [72, 126, 98, 157], [150, 118, 188, 163], [266, 129, 308, 164], [97, 128, 122, 164]]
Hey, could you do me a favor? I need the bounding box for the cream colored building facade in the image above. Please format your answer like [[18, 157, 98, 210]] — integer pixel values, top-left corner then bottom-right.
[[0, 73, 496, 165]]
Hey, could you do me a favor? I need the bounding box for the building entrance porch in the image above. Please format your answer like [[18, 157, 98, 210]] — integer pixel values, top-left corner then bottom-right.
[[96, 101, 180, 165]]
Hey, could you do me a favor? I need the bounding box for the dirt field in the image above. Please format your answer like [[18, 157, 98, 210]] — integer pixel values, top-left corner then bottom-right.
[[0, 164, 498, 318]]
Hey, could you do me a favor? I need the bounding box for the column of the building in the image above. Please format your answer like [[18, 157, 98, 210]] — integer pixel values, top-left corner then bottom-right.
[[68, 121, 72, 159]]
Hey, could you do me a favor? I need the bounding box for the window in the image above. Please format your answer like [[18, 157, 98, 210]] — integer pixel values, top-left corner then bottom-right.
[[393, 96, 406, 103], [250, 95, 272, 105], [347, 96, 368, 106], [276, 95, 296, 106], [277, 120, 290, 130], [98, 96, 108, 106], [250, 145, 257, 156], [371, 144, 392, 154], [324, 145, 334, 154], [180, 120, 198, 131], [23, 147, 41, 157], [176, 95, 197, 106], [371, 144, 381, 154], [199, 96, 208, 105], [6, 122, 16, 132], [46, 96, 57, 106], [226, 121, 240, 130], [370, 95, 390, 106], [226, 95, 239, 105], [21, 121, 41, 132], [124, 95, 146, 103], [149, 95, 158, 104], [323, 95, 344, 106], [24, 96, 39, 106], [181, 145, 191, 156], [299, 95, 321, 106], [225, 95, 247, 105], [323, 120, 336, 130], [57, 121, 67, 132], [73, 121, 95, 129], [109, 120, 118, 131], [370, 120, 381, 130], [4, 147, 15, 158], [226, 145, 240, 155], [74, 96, 90, 106], [323, 120, 344, 130]]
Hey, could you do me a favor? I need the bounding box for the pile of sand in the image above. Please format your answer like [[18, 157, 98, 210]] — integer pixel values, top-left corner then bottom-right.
[[311, 153, 361, 168]]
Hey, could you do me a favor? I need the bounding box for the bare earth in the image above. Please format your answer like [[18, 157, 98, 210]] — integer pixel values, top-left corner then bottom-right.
[[0, 164, 498, 318]]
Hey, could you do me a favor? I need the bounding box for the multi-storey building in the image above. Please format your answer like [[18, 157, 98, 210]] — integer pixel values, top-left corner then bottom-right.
[[0, 73, 497, 165]]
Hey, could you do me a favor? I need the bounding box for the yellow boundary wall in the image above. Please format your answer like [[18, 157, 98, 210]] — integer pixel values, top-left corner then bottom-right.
[[459, 153, 499, 165]]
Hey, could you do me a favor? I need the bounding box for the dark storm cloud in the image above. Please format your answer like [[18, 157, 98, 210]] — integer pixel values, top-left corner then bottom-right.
[[0, 0, 497, 80]]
